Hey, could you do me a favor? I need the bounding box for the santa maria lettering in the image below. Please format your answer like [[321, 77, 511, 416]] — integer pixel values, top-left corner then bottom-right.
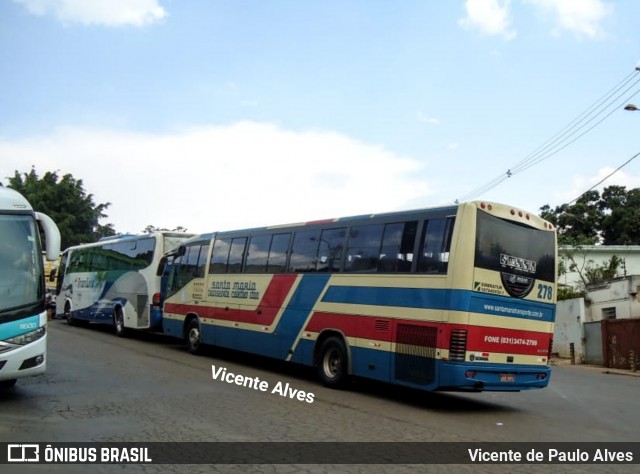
[[211, 365, 315, 404], [208, 280, 260, 300]]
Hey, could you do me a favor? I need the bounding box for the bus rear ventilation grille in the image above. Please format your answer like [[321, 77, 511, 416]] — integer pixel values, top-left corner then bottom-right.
[[449, 329, 468, 362]]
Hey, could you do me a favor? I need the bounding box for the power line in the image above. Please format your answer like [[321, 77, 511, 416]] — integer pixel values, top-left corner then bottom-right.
[[566, 150, 640, 205], [510, 69, 640, 175], [455, 67, 640, 203]]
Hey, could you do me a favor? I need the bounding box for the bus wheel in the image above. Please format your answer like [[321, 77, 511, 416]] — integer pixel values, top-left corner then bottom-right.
[[0, 379, 17, 388], [316, 336, 349, 388], [186, 319, 203, 355], [114, 307, 127, 337], [65, 303, 76, 326]]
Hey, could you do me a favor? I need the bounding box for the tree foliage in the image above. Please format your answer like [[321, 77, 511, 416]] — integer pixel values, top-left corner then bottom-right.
[[540, 185, 640, 245], [142, 225, 188, 234], [7, 168, 116, 249]]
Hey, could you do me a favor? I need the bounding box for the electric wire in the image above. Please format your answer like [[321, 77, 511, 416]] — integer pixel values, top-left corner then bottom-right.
[[566, 151, 640, 205], [455, 67, 640, 204], [510, 70, 640, 175]]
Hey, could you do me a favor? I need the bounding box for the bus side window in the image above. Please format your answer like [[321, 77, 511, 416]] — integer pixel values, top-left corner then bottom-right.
[[209, 238, 231, 274], [195, 244, 210, 278], [378, 221, 417, 273], [288, 230, 320, 273], [316, 228, 347, 272], [176, 245, 197, 288], [345, 224, 383, 273], [245, 235, 271, 273], [227, 237, 247, 274], [166, 254, 181, 297], [418, 217, 455, 274], [267, 233, 291, 273]]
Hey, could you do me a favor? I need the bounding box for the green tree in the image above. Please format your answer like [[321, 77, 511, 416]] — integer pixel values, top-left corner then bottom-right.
[[7, 168, 116, 249], [540, 185, 640, 246], [599, 186, 640, 245], [142, 225, 188, 234], [539, 190, 602, 245]]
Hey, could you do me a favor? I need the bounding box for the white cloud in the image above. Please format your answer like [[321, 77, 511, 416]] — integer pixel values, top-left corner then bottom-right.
[[527, 0, 612, 39], [556, 167, 640, 205], [13, 0, 167, 27], [458, 0, 517, 40], [0, 122, 431, 234], [416, 112, 440, 125]]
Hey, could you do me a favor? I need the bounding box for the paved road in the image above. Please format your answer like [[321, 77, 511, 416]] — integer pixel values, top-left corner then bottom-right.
[[1, 320, 639, 473]]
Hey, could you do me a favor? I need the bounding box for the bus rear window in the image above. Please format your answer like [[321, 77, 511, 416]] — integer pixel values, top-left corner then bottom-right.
[[475, 210, 555, 290]]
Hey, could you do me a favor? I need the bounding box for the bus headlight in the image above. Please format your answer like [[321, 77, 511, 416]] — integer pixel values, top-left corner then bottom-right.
[[5, 326, 46, 345]]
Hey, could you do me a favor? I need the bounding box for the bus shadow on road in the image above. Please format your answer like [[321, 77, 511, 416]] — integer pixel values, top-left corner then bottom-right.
[[347, 378, 518, 413], [163, 342, 517, 414], [56, 321, 519, 413]]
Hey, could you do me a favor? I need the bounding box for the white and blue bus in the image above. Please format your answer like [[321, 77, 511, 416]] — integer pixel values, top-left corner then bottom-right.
[[55, 232, 192, 336], [0, 186, 60, 388]]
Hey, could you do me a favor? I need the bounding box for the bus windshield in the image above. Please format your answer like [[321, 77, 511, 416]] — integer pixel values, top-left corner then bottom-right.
[[474, 209, 555, 298], [0, 214, 43, 312]]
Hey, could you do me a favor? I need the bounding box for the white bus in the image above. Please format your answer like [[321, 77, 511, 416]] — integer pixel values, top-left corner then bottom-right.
[[55, 232, 192, 336], [0, 186, 60, 388]]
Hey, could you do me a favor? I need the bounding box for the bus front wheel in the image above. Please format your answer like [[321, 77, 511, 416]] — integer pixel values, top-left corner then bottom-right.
[[316, 336, 349, 388], [186, 319, 203, 355]]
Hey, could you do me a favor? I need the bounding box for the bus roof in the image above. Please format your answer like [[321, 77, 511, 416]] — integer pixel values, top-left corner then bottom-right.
[[180, 202, 463, 245], [62, 231, 195, 252], [0, 186, 34, 213], [176, 200, 553, 247]]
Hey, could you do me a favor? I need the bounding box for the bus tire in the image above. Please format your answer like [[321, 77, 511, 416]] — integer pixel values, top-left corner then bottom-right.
[[65, 302, 76, 326], [186, 319, 203, 355], [114, 307, 127, 337], [0, 379, 17, 388], [316, 336, 349, 388]]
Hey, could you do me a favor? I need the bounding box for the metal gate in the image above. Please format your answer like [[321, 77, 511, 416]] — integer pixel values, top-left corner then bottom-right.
[[602, 319, 640, 370]]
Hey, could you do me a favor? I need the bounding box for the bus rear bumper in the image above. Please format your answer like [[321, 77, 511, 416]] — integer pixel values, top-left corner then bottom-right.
[[438, 362, 551, 392]]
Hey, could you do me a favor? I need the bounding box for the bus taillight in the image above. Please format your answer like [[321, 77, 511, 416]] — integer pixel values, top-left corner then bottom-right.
[[449, 329, 468, 362]]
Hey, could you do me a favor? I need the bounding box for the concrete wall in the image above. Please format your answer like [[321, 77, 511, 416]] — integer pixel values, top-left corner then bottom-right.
[[554, 298, 586, 361], [585, 275, 640, 321]]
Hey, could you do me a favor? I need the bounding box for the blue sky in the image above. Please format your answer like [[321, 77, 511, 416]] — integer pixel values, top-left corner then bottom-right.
[[1, 0, 639, 235]]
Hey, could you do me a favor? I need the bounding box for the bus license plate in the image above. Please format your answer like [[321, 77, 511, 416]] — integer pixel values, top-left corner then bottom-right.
[[500, 373, 515, 383]]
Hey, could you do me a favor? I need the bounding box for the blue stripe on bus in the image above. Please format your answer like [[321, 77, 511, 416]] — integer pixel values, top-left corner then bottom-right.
[[321, 286, 555, 322], [0, 315, 41, 340], [274, 274, 331, 348]]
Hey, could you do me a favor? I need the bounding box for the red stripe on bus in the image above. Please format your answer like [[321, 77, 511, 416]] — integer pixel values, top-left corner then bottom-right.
[[306, 313, 550, 357], [165, 274, 298, 326], [463, 326, 551, 356], [306, 218, 336, 225], [305, 312, 394, 342]]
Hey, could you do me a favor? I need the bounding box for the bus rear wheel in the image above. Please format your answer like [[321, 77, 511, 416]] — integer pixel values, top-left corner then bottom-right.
[[316, 336, 349, 388], [186, 319, 203, 355], [114, 307, 127, 337], [0, 379, 17, 388], [65, 303, 76, 326]]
